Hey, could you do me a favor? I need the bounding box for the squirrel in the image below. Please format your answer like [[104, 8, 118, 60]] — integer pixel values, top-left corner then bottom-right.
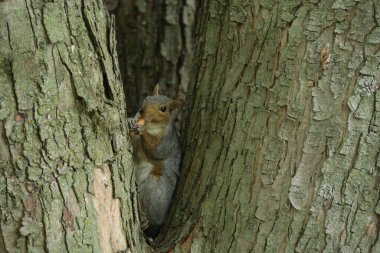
[[128, 84, 184, 237]]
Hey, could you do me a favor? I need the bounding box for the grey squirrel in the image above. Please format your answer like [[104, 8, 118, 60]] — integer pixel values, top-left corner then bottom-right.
[[128, 85, 184, 237]]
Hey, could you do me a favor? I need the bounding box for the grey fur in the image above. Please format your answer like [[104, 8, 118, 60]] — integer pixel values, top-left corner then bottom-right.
[[138, 122, 180, 226], [129, 94, 181, 227]]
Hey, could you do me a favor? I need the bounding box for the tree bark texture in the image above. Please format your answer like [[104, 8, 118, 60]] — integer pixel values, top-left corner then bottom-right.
[[105, 0, 196, 115], [0, 1, 145, 252], [157, 1, 380, 252]]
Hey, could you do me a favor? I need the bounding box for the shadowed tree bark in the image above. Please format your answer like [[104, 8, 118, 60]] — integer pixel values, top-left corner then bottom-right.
[[0, 1, 145, 252], [155, 0, 380, 252], [104, 0, 196, 115]]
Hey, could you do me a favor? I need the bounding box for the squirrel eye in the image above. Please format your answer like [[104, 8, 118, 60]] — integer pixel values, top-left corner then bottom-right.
[[159, 106, 167, 112], [139, 109, 144, 114]]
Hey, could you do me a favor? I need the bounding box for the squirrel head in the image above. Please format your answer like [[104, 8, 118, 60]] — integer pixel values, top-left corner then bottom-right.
[[138, 85, 184, 126]]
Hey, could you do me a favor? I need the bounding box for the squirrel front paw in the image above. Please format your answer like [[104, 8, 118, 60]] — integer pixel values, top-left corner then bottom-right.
[[128, 117, 145, 136], [127, 117, 137, 129], [134, 124, 145, 134]]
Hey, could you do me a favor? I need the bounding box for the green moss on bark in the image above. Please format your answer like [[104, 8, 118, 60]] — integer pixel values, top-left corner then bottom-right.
[[0, 1, 145, 252]]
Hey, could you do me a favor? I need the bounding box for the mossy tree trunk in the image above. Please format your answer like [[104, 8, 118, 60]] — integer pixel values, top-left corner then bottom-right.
[[0, 1, 145, 252], [156, 0, 380, 252], [104, 0, 196, 115]]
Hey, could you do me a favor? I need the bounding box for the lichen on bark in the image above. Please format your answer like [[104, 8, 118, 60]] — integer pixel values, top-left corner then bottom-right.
[[157, 0, 380, 252], [0, 0, 144, 252]]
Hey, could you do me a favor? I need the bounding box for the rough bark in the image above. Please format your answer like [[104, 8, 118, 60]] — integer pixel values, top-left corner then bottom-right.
[[156, 0, 380, 252], [105, 0, 196, 115], [0, 0, 145, 252]]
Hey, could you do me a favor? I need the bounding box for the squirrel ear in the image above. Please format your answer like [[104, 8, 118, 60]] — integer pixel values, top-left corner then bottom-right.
[[153, 84, 160, 95], [169, 98, 184, 111]]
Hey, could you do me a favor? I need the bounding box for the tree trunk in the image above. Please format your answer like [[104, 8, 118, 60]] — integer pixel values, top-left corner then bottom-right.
[[0, 1, 145, 252], [157, 0, 380, 252], [105, 0, 196, 115]]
